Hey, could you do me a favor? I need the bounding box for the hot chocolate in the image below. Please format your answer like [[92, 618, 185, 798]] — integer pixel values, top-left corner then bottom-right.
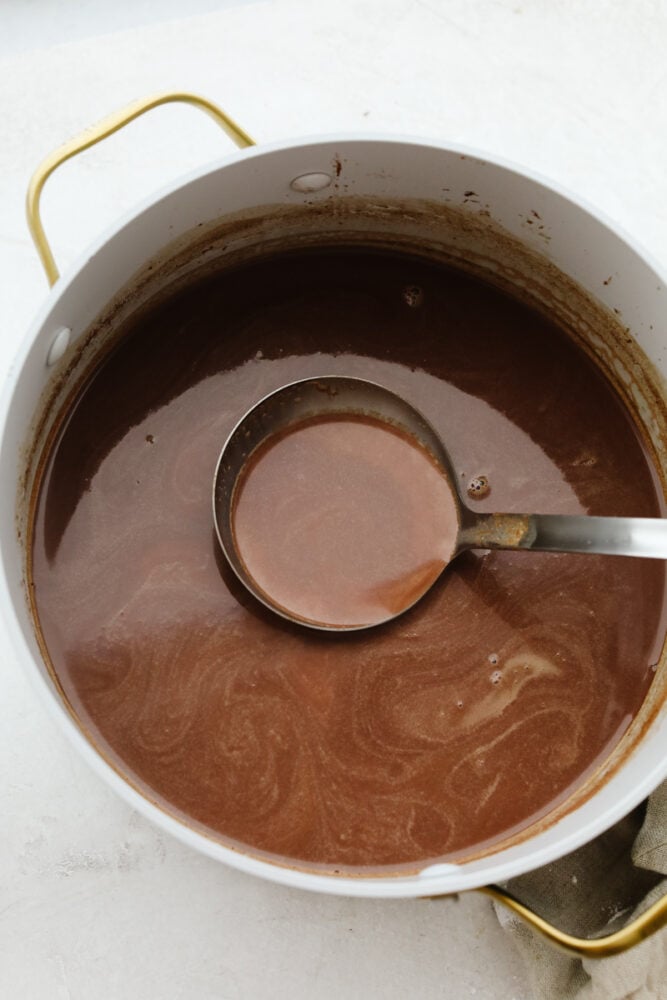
[[231, 414, 459, 628], [29, 247, 667, 872]]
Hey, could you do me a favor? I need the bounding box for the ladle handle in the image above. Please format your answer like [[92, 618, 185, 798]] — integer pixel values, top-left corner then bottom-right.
[[26, 91, 255, 286], [460, 512, 667, 559]]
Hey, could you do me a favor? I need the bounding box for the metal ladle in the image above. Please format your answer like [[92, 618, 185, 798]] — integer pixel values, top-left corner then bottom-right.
[[213, 375, 667, 631]]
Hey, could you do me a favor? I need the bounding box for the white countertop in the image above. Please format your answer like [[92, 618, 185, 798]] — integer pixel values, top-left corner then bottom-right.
[[3, 2, 667, 997]]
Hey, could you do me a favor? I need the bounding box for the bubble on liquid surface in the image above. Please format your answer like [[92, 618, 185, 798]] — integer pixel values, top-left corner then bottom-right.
[[402, 284, 424, 308], [488, 653, 499, 665], [490, 670, 502, 685], [467, 475, 490, 500]]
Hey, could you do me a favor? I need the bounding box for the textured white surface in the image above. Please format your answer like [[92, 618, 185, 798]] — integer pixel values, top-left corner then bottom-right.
[[3, 1, 667, 997]]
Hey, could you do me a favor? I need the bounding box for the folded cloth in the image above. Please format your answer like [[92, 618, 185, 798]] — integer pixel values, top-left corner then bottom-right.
[[494, 781, 667, 1000]]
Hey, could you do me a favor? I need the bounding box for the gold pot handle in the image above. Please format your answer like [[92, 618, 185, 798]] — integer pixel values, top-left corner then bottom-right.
[[26, 91, 255, 287], [479, 883, 667, 958]]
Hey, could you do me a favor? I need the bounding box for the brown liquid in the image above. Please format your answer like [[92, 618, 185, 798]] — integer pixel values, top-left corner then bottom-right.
[[232, 415, 459, 627], [30, 247, 666, 872]]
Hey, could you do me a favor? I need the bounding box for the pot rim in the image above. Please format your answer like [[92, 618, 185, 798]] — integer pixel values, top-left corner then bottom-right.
[[15, 129, 667, 337]]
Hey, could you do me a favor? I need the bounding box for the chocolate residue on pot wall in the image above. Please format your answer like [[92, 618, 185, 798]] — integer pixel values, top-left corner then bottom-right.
[[28, 247, 667, 873]]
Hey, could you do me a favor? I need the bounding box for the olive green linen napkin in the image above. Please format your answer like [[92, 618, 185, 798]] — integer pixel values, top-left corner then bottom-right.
[[494, 781, 667, 999]]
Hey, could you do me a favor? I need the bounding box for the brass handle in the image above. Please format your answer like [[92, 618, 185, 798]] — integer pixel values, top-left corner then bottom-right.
[[26, 91, 255, 286], [480, 883, 667, 958]]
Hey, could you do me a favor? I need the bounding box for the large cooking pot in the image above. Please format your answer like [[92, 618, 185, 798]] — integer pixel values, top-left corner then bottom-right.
[[2, 92, 667, 957]]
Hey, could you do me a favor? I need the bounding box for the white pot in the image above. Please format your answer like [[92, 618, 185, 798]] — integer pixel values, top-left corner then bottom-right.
[[1, 94, 666, 951]]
